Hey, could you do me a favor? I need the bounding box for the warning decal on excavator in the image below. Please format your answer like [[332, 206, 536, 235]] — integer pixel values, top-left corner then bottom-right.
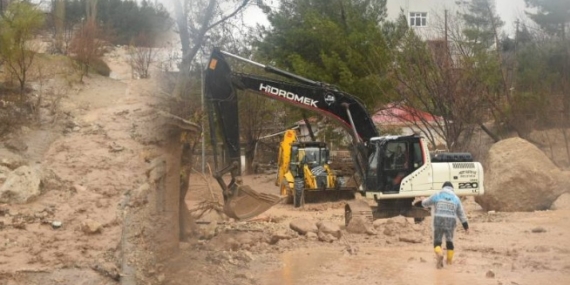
[[209, 59, 218, 70], [324, 93, 336, 105]]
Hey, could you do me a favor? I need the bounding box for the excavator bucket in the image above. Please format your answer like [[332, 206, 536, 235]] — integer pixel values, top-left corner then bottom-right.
[[223, 184, 283, 220]]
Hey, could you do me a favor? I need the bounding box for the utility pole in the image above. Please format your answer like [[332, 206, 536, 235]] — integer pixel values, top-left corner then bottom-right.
[[200, 60, 206, 173], [444, 9, 449, 66]]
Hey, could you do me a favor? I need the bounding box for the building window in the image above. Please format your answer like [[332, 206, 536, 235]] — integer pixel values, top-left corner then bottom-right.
[[409, 12, 427, 27]]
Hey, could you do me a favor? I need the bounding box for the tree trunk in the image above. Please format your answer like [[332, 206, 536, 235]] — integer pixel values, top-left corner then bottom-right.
[[179, 133, 199, 241], [479, 123, 500, 143]]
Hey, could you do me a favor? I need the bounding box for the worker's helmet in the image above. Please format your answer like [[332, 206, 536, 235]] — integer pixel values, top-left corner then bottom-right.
[[442, 181, 453, 189]]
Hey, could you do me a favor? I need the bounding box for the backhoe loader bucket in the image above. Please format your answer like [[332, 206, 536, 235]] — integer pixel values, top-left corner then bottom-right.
[[223, 184, 283, 220], [303, 188, 356, 204]]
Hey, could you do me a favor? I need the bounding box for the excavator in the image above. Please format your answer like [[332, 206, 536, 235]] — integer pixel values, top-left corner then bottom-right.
[[204, 48, 485, 225], [276, 129, 356, 207]]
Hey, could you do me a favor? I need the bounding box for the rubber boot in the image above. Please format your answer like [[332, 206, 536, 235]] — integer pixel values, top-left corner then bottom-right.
[[446, 250, 454, 265], [434, 246, 444, 269]]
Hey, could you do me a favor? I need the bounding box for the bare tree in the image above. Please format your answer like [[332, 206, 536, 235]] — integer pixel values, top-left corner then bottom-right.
[[68, 19, 109, 81], [386, 29, 488, 151], [129, 33, 159, 79], [170, 0, 253, 97]]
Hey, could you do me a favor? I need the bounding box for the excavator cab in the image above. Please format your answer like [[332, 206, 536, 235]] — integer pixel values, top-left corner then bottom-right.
[[366, 136, 425, 194]]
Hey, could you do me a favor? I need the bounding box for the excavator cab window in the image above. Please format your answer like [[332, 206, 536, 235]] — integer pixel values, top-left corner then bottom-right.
[[385, 142, 408, 170], [382, 142, 408, 192], [412, 141, 425, 169]]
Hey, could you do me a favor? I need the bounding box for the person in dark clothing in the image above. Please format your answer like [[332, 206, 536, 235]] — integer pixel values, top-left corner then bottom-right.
[[416, 181, 469, 269], [390, 145, 406, 169]]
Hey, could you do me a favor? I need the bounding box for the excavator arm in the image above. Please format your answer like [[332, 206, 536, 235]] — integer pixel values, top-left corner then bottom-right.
[[204, 48, 379, 220]]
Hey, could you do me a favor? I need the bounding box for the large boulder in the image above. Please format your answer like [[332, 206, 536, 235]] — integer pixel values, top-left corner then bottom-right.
[[0, 165, 11, 184], [475, 138, 564, 211], [316, 221, 341, 239], [289, 219, 318, 235], [551, 193, 570, 210], [0, 165, 41, 204]]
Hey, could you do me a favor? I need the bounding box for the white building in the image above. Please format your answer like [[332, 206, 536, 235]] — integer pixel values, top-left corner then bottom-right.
[[386, 0, 529, 38], [386, 0, 474, 39]]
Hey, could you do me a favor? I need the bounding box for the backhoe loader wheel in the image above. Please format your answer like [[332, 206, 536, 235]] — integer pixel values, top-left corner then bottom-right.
[[293, 178, 304, 208], [345, 204, 352, 227], [281, 180, 294, 204]]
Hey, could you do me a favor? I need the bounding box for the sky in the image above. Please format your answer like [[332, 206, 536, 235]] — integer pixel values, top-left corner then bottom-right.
[[495, 0, 534, 35]]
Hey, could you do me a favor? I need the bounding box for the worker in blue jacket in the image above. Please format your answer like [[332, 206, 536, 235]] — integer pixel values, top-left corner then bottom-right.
[[416, 181, 469, 269]]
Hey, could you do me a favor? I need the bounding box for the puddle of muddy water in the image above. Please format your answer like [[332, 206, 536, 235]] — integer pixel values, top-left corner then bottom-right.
[[257, 247, 498, 285]]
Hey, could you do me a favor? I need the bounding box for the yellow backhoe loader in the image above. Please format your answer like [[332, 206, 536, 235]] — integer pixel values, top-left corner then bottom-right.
[[276, 129, 355, 207]]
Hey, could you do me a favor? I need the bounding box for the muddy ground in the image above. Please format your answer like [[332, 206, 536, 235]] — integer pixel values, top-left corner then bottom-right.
[[167, 174, 570, 285], [1, 48, 569, 285]]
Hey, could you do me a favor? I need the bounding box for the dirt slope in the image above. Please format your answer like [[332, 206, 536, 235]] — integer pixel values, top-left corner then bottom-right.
[[1, 49, 172, 284]]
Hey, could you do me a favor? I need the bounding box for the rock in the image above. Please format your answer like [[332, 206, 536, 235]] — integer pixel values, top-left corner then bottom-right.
[[486, 270, 495, 278], [147, 157, 166, 182], [317, 231, 336, 243], [557, 171, 570, 193], [129, 183, 150, 207], [399, 235, 424, 243], [235, 250, 254, 262], [199, 220, 217, 240], [52, 221, 62, 229], [234, 273, 252, 279], [372, 219, 387, 228], [91, 260, 120, 281], [386, 216, 409, 225], [269, 230, 293, 245], [289, 219, 318, 235], [4, 138, 28, 152], [476, 138, 564, 211], [0, 166, 41, 204], [157, 274, 165, 283], [81, 219, 102, 234], [0, 165, 10, 183], [531, 227, 546, 233], [316, 221, 342, 239], [0, 205, 8, 216], [366, 227, 378, 235], [109, 142, 124, 152], [551, 193, 570, 210], [0, 149, 26, 170], [42, 169, 68, 192], [306, 232, 318, 240]]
